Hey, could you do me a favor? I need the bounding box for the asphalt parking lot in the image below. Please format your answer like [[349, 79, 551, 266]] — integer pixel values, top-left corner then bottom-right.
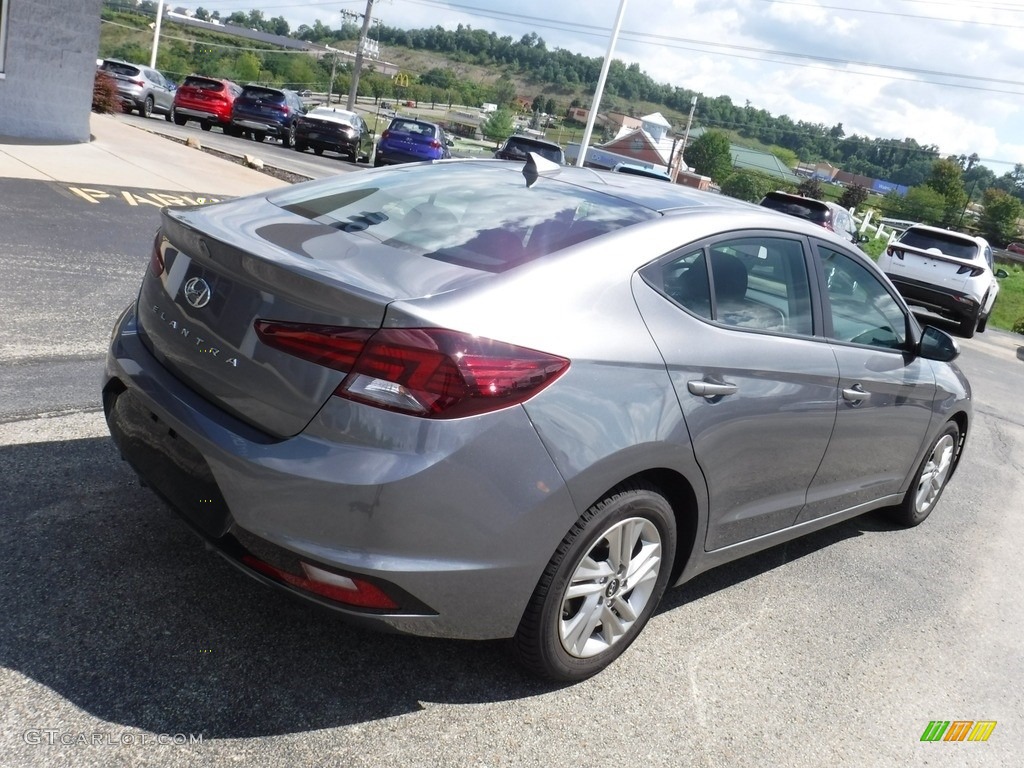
[[1, 125, 1022, 766]]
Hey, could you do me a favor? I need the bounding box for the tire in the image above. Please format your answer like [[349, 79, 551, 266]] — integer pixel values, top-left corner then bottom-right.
[[200, 121, 212, 132], [886, 421, 960, 527], [976, 313, 989, 333], [172, 108, 187, 126], [164, 109, 173, 123], [294, 142, 308, 153], [282, 123, 295, 149], [254, 132, 266, 143], [512, 482, 676, 682], [142, 96, 154, 119]]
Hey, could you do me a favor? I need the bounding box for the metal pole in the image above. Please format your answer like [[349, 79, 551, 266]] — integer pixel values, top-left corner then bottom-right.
[[149, 0, 165, 68], [575, 0, 629, 167], [675, 96, 697, 181], [346, 0, 376, 111]]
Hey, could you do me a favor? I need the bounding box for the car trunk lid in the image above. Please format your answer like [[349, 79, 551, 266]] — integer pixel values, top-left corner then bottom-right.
[[136, 196, 488, 438]]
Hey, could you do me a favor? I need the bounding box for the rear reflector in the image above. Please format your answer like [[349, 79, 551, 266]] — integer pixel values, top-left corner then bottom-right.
[[241, 555, 399, 609], [254, 321, 570, 418]]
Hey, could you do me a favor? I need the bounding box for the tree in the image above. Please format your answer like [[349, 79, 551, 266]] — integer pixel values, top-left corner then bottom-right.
[[544, 98, 556, 115], [797, 177, 824, 199], [194, 7, 210, 21], [927, 158, 969, 227], [721, 170, 778, 202], [684, 131, 733, 183], [898, 186, 946, 226], [838, 184, 869, 210], [482, 108, 514, 145], [978, 189, 1023, 245]]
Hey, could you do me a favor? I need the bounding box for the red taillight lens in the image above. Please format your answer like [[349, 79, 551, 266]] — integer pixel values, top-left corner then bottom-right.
[[254, 321, 373, 370], [254, 321, 569, 418], [381, 129, 391, 141], [242, 556, 398, 609], [131, 79, 145, 87], [429, 139, 442, 150], [339, 328, 569, 418], [149, 233, 165, 276]]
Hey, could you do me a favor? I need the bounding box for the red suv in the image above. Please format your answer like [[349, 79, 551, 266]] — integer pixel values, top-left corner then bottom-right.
[[171, 75, 243, 134], [1007, 242, 1024, 255]]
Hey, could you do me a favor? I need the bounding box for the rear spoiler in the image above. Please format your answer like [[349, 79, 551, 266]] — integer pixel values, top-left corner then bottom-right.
[[886, 241, 983, 272]]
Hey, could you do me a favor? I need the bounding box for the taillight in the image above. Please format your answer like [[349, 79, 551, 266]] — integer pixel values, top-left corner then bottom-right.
[[149, 232, 165, 276], [254, 321, 373, 370], [131, 79, 145, 87], [254, 321, 569, 418], [429, 139, 442, 150], [887, 247, 904, 260], [381, 129, 391, 141], [956, 264, 984, 277]]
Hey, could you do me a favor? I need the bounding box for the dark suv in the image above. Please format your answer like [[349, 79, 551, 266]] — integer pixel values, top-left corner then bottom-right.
[[495, 135, 565, 165], [172, 75, 243, 134], [759, 191, 860, 243], [230, 85, 306, 146], [98, 59, 175, 120]]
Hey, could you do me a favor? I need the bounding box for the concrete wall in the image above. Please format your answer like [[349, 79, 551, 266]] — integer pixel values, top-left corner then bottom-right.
[[0, 0, 102, 142]]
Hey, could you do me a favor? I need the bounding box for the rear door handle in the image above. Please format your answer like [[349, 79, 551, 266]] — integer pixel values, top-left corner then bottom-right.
[[687, 380, 738, 399], [842, 384, 870, 404]]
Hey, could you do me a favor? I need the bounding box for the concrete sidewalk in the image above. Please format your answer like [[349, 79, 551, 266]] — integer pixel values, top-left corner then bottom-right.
[[0, 112, 287, 197]]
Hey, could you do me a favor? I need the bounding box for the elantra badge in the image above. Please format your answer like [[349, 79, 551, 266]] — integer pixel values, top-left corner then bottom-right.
[[183, 277, 212, 309]]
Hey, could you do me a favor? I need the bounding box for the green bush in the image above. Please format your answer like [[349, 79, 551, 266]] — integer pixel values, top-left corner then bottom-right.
[[1012, 317, 1024, 335]]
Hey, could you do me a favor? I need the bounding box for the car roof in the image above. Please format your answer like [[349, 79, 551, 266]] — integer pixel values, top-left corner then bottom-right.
[[504, 135, 561, 149], [902, 222, 986, 246]]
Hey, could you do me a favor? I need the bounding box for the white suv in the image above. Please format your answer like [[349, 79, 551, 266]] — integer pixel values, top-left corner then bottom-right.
[[878, 224, 1007, 338]]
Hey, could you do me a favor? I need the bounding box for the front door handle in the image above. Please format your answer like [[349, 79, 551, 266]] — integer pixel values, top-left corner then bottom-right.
[[842, 384, 870, 404], [687, 380, 738, 399]]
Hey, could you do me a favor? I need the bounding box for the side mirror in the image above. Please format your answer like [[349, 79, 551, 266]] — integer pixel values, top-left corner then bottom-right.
[[446, 137, 454, 147], [918, 325, 960, 362], [996, 268, 1009, 278]]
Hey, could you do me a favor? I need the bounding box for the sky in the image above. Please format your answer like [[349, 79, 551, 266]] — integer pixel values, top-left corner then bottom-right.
[[177, 0, 1024, 174]]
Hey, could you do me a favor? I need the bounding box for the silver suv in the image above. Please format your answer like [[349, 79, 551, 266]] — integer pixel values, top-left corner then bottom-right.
[[878, 223, 1008, 337], [98, 59, 175, 120]]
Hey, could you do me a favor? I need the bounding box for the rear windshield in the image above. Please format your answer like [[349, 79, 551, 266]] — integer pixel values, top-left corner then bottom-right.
[[760, 194, 829, 224], [389, 120, 436, 138], [102, 62, 140, 77], [182, 76, 223, 90], [272, 163, 656, 273], [502, 138, 563, 163], [898, 229, 978, 259], [241, 87, 285, 102]]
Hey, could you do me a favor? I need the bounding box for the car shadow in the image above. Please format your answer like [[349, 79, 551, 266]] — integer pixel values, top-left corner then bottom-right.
[[0, 437, 561, 740], [659, 511, 898, 613]]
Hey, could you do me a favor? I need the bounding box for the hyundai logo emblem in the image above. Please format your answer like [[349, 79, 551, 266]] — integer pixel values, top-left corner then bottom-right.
[[183, 277, 212, 309]]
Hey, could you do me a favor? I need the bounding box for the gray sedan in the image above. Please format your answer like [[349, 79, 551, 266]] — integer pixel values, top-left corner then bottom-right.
[[103, 158, 970, 681]]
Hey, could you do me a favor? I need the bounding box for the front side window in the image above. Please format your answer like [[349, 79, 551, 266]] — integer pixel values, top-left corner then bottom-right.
[[646, 235, 813, 334], [818, 245, 908, 349]]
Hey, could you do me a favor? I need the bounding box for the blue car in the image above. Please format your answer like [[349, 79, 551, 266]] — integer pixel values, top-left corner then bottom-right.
[[374, 117, 452, 166]]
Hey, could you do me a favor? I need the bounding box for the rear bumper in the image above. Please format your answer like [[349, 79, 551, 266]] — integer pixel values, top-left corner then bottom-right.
[[103, 303, 576, 640], [175, 106, 230, 124], [232, 118, 287, 136], [886, 275, 980, 321]]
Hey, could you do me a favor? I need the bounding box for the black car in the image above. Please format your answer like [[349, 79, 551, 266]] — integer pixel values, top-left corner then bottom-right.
[[293, 106, 374, 162], [230, 85, 306, 147], [759, 191, 861, 244], [495, 135, 565, 165]]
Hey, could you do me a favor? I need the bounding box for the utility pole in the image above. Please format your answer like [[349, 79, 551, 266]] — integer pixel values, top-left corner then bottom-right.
[[345, 0, 376, 111], [149, 0, 165, 68], [325, 48, 338, 105], [674, 96, 698, 182], [575, 0, 629, 167]]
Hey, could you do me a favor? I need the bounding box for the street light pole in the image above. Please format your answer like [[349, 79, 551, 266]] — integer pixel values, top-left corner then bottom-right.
[[674, 95, 698, 181], [149, 0, 165, 68], [575, 0, 629, 168]]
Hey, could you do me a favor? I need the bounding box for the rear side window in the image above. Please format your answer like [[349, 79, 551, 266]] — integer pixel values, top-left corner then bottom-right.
[[272, 163, 655, 273], [646, 236, 813, 334], [103, 62, 139, 77]]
